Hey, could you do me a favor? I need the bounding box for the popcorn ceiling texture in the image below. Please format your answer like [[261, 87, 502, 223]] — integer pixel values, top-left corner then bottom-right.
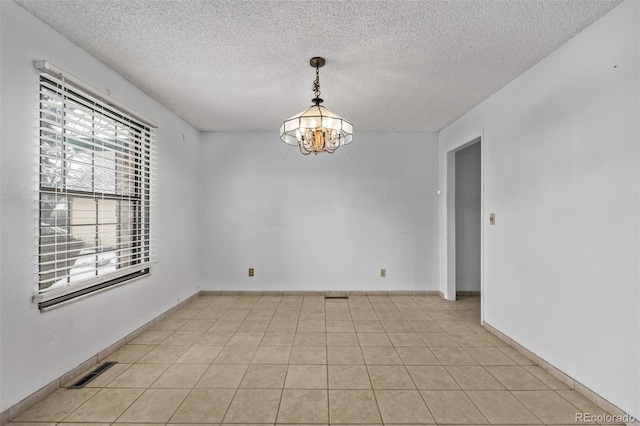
[[16, 0, 622, 132]]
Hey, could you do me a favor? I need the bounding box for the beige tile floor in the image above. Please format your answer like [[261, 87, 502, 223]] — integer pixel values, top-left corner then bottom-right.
[[10, 294, 620, 425]]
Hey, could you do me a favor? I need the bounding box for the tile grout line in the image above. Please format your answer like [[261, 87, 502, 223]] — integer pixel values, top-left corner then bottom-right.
[[404, 350, 438, 424], [270, 296, 301, 425], [324, 300, 331, 425], [118, 294, 212, 425], [214, 295, 259, 424], [200, 299, 238, 423], [414, 296, 493, 425]]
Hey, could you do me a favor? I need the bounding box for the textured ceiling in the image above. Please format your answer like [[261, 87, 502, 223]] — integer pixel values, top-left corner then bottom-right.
[[16, 0, 622, 132]]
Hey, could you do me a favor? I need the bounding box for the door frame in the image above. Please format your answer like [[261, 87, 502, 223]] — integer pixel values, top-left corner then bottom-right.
[[440, 131, 484, 322]]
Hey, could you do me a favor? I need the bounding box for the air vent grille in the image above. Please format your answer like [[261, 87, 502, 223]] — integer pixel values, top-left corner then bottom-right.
[[69, 362, 117, 388]]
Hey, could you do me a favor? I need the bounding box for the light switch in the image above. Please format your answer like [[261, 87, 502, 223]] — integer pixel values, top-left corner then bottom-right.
[[489, 213, 495, 225]]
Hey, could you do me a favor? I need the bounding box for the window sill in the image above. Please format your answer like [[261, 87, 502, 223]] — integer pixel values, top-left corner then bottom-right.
[[34, 268, 150, 312]]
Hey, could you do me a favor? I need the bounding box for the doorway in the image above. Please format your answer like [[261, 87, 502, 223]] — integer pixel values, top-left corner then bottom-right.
[[455, 143, 481, 295], [444, 135, 483, 321]]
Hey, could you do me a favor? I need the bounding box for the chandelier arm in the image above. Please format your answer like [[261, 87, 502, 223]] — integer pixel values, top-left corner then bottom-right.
[[299, 143, 312, 155]]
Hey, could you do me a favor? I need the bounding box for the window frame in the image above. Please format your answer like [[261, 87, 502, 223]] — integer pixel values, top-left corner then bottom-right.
[[33, 61, 157, 311]]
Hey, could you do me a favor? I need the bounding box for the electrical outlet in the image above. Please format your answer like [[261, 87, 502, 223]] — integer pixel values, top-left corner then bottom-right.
[[381, 268, 386, 277], [248, 268, 254, 277]]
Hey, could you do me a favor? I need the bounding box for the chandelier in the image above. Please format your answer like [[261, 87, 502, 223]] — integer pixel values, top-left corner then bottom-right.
[[280, 57, 353, 155]]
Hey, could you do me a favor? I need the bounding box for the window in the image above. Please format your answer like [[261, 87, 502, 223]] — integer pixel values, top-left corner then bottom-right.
[[35, 61, 156, 310]]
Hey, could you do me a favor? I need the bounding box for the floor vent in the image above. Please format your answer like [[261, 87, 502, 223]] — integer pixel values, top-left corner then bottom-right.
[[69, 362, 117, 389], [325, 296, 349, 299]]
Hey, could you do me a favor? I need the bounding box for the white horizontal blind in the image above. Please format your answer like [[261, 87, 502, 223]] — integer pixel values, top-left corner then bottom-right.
[[36, 62, 156, 307]]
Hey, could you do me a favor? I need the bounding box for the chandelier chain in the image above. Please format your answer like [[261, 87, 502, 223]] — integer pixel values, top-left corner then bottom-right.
[[312, 65, 321, 98]]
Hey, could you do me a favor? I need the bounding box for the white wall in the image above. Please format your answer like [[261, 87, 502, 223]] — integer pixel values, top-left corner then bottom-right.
[[0, 2, 202, 411], [200, 132, 439, 291], [455, 142, 481, 292], [439, 0, 639, 417]]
